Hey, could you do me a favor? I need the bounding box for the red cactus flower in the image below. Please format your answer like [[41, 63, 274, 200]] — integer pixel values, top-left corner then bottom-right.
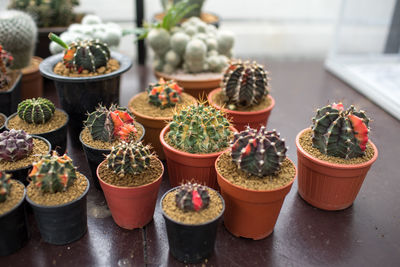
[[192, 189, 203, 211], [348, 115, 368, 151]]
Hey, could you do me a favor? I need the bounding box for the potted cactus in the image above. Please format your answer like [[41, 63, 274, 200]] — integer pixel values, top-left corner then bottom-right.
[[5, 98, 69, 155], [208, 60, 275, 132], [128, 78, 196, 159], [0, 172, 29, 256], [160, 103, 236, 189], [216, 126, 297, 240], [295, 103, 378, 210], [0, 129, 51, 185], [161, 182, 224, 263], [96, 141, 164, 229]]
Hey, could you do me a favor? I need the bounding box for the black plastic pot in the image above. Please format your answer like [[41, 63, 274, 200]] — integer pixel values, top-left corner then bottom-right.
[[0, 71, 22, 116], [79, 123, 145, 190], [0, 180, 29, 256], [161, 187, 225, 264], [0, 113, 6, 133], [26, 174, 90, 245]]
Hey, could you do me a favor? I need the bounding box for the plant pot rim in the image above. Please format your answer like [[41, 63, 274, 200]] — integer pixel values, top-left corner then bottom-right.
[[0, 179, 26, 218], [25, 173, 90, 209], [160, 186, 225, 227], [154, 70, 223, 83], [0, 70, 22, 95], [295, 128, 379, 169], [96, 158, 164, 190], [39, 51, 132, 83]]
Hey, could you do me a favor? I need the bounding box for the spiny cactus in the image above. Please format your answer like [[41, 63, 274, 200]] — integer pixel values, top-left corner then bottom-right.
[[146, 78, 183, 109], [17, 98, 56, 124], [311, 103, 370, 159], [231, 126, 287, 177], [0, 172, 12, 203], [106, 141, 153, 177], [0, 45, 13, 90], [0, 129, 33, 162], [168, 104, 232, 153], [175, 182, 210, 212], [49, 33, 110, 73], [29, 151, 77, 193]]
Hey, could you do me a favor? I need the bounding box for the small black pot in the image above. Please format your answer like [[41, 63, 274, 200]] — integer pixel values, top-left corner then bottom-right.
[[0, 113, 6, 133], [79, 123, 145, 190], [0, 180, 29, 256], [26, 174, 90, 245], [0, 71, 22, 116], [39, 52, 132, 139], [161, 187, 225, 264]]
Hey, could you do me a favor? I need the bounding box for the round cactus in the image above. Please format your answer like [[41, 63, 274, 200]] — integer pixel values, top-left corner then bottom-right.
[[175, 182, 210, 212], [146, 78, 183, 109], [184, 39, 207, 73], [217, 31, 235, 55], [0, 129, 33, 162], [147, 28, 170, 56], [170, 32, 190, 56], [0, 171, 12, 203], [17, 98, 56, 124]]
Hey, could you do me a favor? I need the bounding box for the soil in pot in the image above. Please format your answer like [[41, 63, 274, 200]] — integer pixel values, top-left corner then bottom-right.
[[210, 89, 273, 112], [21, 57, 43, 100], [0, 180, 25, 215], [53, 59, 120, 77]]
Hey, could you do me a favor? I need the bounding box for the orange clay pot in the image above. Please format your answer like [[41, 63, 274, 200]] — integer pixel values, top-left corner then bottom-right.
[[21, 57, 43, 100], [216, 154, 296, 240], [208, 88, 275, 132], [97, 159, 164, 229], [295, 128, 378, 211], [160, 125, 237, 190]]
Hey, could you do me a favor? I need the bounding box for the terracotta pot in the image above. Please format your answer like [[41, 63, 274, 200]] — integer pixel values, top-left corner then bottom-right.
[[97, 159, 164, 229], [216, 155, 297, 240], [208, 88, 275, 132], [20, 57, 43, 100], [160, 125, 237, 189], [0, 71, 22, 116]]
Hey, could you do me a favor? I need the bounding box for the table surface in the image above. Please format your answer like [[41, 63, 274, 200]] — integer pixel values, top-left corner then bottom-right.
[[2, 60, 399, 267]]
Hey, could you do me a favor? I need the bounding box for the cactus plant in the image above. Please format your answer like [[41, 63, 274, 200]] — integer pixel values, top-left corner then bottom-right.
[[0, 171, 12, 203], [0, 129, 33, 162], [311, 103, 370, 159], [17, 98, 56, 124], [175, 182, 210, 211], [161, 0, 205, 18], [0, 45, 13, 90], [231, 126, 287, 177], [29, 151, 77, 193], [146, 78, 183, 109]]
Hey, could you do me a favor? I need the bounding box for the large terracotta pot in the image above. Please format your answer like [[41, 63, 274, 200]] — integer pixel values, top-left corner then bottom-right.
[[20, 56, 43, 100], [295, 128, 379, 211]]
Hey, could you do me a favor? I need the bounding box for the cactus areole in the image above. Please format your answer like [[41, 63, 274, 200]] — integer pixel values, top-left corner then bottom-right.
[[175, 182, 210, 212], [146, 78, 183, 109]]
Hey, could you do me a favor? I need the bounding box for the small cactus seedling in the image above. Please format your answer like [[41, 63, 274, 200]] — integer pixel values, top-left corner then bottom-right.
[[106, 141, 153, 177], [312, 103, 370, 159], [146, 78, 183, 109], [231, 126, 287, 177], [221, 60, 269, 109], [0, 45, 13, 89], [0, 129, 33, 162], [17, 98, 56, 124], [29, 151, 77, 193], [0, 172, 12, 203], [175, 182, 210, 212]]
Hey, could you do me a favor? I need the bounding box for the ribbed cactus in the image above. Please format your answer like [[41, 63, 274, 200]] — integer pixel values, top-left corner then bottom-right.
[[231, 126, 287, 177], [221, 60, 270, 109], [0, 171, 12, 203], [168, 104, 232, 153], [29, 151, 77, 193], [311, 103, 370, 159], [49, 33, 110, 73], [0, 10, 37, 69], [0, 45, 13, 90], [146, 78, 183, 109], [17, 98, 56, 124], [175, 182, 210, 212], [0, 129, 33, 162], [106, 141, 153, 177]]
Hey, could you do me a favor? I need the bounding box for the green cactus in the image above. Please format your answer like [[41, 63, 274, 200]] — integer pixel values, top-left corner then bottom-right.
[[29, 151, 77, 193], [0, 45, 13, 90], [17, 98, 56, 124], [161, 0, 205, 18], [312, 103, 370, 159], [146, 78, 183, 109], [175, 182, 210, 211], [0, 172, 12, 203], [0, 129, 33, 162], [231, 126, 287, 177]]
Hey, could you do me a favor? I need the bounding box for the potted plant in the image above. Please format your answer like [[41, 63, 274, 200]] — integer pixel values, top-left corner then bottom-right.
[[97, 141, 164, 229], [128, 78, 196, 159], [5, 97, 69, 155], [295, 103, 378, 211], [161, 182, 224, 263], [26, 151, 90, 244], [0, 129, 51, 185], [160, 103, 236, 189], [0, 113, 6, 133], [0, 172, 29, 256], [216, 126, 297, 240], [208, 60, 275, 132], [40, 33, 132, 138], [80, 104, 144, 189]]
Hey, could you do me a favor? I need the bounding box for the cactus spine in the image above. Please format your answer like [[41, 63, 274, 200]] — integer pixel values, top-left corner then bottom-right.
[[0, 129, 33, 162], [146, 78, 183, 109], [175, 182, 210, 212], [0, 172, 12, 203], [17, 98, 56, 124]]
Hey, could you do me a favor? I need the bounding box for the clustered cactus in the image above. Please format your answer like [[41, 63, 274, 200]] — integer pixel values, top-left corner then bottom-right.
[[231, 126, 287, 177], [168, 104, 232, 153], [17, 98, 56, 124], [146, 78, 183, 109], [29, 151, 77, 193], [0, 172, 12, 203], [175, 182, 210, 212], [311, 103, 370, 159], [0, 45, 13, 90], [0, 129, 33, 162]]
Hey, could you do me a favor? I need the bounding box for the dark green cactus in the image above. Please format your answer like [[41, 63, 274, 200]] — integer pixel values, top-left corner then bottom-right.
[[146, 78, 183, 109], [0, 129, 33, 162], [0, 45, 13, 90], [0, 171, 12, 203], [231, 126, 287, 177], [175, 182, 210, 212], [17, 98, 56, 124], [312, 103, 370, 159]]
